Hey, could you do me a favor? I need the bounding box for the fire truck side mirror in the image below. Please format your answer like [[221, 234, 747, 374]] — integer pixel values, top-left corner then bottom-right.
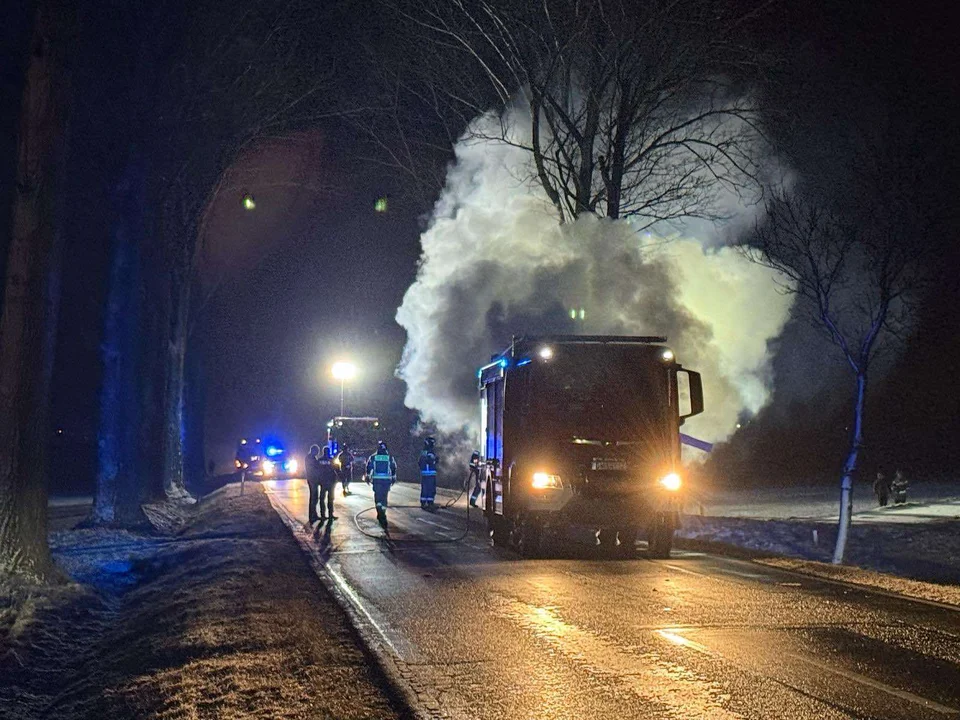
[[678, 369, 704, 420]]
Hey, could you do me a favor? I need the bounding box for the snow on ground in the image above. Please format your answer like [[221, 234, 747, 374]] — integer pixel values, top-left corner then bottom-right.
[[678, 480, 960, 603], [686, 480, 960, 523], [1, 484, 404, 720]]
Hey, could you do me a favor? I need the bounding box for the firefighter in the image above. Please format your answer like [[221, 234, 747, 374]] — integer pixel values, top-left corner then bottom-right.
[[366, 441, 397, 529], [336, 444, 355, 496], [317, 446, 338, 521], [468, 450, 483, 508], [873, 471, 891, 507], [418, 437, 439, 510], [892, 469, 909, 504], [305, 444, 323, 525]]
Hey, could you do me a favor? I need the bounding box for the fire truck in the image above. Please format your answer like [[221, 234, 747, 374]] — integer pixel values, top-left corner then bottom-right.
[[478, 335, 703, 558], [325, 416, 382, 481]]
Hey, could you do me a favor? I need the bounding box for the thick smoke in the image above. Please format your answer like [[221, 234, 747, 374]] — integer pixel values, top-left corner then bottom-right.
[[396, 110, 792, 445]]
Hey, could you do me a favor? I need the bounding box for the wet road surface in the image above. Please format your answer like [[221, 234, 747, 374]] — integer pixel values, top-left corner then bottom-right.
[[265, 478, 960, 719]]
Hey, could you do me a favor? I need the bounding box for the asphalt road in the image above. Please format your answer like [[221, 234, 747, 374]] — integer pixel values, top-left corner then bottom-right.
[[265, 478, 960, 720]]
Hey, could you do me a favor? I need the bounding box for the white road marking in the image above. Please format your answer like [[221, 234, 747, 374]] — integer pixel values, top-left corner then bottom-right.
[[493, 594, 745, 720], [786, 652, 959, 715], [662, 562, 708, 577], [416, 516, 454, 531], [655, 629, 714, 655], [325, 562, 412, 660], [715, 568, 767, 579]]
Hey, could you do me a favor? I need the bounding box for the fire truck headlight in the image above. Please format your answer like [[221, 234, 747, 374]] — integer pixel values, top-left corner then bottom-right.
[[262, 460, 275, 476], [659, 473, 682, 491], [284, 459, 298, 474], [532, 472, 563, 489]]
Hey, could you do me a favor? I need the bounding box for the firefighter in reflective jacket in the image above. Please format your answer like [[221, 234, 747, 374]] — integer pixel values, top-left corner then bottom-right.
[[418, 437, 438, 511], [468, 450, 483, 507], [366, 441, 397, 529]]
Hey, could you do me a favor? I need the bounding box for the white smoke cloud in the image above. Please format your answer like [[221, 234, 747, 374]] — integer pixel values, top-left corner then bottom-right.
[[396, 109, 792, 445]]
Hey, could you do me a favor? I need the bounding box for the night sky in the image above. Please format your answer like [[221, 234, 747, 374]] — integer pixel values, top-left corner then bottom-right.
[[2, 0, 958, 494]]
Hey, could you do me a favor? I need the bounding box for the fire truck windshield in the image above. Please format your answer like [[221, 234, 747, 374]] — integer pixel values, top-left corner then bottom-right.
[[529, 349, 670, 443]]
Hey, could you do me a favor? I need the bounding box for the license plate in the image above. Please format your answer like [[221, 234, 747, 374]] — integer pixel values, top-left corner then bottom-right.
[[591, 458, 627, 471]]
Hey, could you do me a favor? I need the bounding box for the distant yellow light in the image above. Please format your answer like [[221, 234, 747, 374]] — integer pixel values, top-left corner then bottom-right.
[[243, 194, 256, 210], [235, 459, 242, 469], [240, 439, 247, 445], [538, 346, 553, 360], [659, 473, 681, 491], [375, 197, 388, 213], [661, 349, 674, 362]]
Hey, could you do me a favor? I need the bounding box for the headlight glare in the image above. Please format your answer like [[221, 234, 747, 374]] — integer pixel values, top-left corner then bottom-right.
[[532, 472, 562, 489], [262, 460, 275, 476], [285, 459, 298, 474], [659, 472, 681, 491]]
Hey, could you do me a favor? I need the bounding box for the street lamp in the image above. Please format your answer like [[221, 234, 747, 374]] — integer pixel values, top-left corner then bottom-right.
[[331, 361, 357, 416]]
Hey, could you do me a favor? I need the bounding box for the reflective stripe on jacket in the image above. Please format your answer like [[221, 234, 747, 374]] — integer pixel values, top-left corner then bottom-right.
[[367, 453, 396, 481], [418, 450, 437, 475]]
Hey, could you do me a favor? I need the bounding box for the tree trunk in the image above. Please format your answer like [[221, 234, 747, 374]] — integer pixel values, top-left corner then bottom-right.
[[833, 370, 867, 564], [161, 277, 192, 500], [0, 0, 71, 581], [93, 158, 150, 525]]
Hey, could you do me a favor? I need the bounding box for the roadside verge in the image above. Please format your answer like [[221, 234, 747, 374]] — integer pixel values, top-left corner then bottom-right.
[[266, 490, 435, 720]]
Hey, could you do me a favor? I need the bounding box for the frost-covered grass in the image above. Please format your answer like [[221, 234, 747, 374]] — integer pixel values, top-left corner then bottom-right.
[[1, 484, 402, 720], [678, 480, 960, 601], [687, 480, 960, 522]]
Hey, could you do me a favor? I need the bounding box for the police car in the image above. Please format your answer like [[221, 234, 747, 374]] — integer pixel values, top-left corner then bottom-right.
[[235, 438, 299, 479]]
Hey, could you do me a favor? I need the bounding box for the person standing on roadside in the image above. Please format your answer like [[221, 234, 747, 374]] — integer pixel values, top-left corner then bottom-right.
[[418, 437, 439, 511], [336, 444, 355, 496], [366, 441, 397, 529], [873, 471, 891, 507], [305, 444, 322, 525], [317, 446, 338, 521], [468, 450, 483, 508]]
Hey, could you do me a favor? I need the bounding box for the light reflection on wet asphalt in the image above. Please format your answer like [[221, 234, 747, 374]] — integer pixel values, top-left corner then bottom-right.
[[266, 479, 960, 719]]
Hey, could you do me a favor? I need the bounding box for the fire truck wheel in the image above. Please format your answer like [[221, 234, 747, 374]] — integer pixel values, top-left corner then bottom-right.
[[647, 521, 673, 559], [516, 515, 544, 558], [617, 527, 640, 558], [596, 528, 619, 557], [490, 517, 510, 548]]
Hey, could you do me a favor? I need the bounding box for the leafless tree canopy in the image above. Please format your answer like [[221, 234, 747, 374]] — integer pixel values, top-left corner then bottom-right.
[[372, 0, 770, 225], [742, 163, 928, 377]]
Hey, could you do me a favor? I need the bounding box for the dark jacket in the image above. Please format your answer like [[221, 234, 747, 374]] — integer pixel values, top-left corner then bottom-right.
[[336, 449, 354, 478], [317, 456, 338, 487], [418, 450, 438, 475], [304, 452, 321, 483]]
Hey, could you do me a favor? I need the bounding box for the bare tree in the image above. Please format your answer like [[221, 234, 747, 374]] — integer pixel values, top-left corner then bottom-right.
[[367, 0, 769, 225], [0, 0, 73, 580], [741, 174, 927, 562], [94, 1, 338, 525]]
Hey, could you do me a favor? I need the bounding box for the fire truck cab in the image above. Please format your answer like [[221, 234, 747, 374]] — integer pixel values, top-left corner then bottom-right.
[[478, 335, 703, 558]]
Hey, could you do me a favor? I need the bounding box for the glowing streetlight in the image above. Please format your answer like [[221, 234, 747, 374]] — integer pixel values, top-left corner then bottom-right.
[[331, 362, 357, 416]]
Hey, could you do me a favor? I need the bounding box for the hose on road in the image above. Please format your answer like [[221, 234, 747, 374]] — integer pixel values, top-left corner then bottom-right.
[[352, 472, 475, 543]]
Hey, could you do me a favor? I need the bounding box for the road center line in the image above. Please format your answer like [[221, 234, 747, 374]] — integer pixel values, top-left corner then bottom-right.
[[786, 652, 959, 715]]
